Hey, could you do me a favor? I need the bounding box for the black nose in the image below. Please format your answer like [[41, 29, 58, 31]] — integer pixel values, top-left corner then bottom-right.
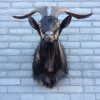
[[45, 31, 53, 37]]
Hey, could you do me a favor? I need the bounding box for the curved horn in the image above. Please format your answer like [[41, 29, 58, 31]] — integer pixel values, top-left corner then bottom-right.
[[13, 7, 48, 19], [51, 7, 93, 19]]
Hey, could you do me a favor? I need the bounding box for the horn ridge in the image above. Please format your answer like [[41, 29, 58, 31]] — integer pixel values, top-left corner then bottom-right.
[[13, 7, 48, 19], [51, 6, 93, 19]]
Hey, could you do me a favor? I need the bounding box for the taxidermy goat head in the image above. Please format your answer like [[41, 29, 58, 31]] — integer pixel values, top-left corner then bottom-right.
[[13, 7, 92, 88]]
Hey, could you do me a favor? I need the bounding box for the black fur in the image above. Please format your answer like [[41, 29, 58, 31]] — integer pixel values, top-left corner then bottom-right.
[[13, 7, 92, 88], [40, 16, 58, 32], [32, 40, 68, 88]]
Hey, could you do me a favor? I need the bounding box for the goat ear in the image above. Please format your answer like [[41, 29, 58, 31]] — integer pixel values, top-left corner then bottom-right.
[[28, 16, 40, 30], [60, 15, 72, 30]]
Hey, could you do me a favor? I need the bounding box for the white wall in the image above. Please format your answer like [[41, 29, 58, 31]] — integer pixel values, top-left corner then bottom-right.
[[0, 0, 99, 100]]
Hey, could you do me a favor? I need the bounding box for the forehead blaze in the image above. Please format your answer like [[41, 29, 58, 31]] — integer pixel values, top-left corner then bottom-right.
[[40, 16, 59, 32]]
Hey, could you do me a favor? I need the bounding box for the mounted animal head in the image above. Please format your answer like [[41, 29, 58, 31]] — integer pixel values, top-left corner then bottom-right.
[[13, 6, 92, 43]]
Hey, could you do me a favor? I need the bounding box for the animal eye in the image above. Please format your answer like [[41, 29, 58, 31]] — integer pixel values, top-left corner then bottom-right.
[[54, 30, 57, 33], [41, 30, 45, 34], [38, 23, 42, 27], [45, 34, 48, 36]]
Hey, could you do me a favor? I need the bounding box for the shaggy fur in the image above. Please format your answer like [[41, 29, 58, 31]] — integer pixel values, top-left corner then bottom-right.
[[32, 40, 68, 88], [13, 7, 92, 88]]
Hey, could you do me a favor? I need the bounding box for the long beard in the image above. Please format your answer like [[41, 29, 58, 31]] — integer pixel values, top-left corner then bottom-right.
[[44, 42, 55, 72], [39, 40, 59, 72]]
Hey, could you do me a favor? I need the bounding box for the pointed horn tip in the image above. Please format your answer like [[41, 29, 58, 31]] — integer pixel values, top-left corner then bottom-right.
[[12, 15, 28, 19], [12, 16, 20, 19], [12, 16, 16, 18], [86, 12, 93, 18], [76, 12, 93, 19], [89, 13, 93, 16]]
